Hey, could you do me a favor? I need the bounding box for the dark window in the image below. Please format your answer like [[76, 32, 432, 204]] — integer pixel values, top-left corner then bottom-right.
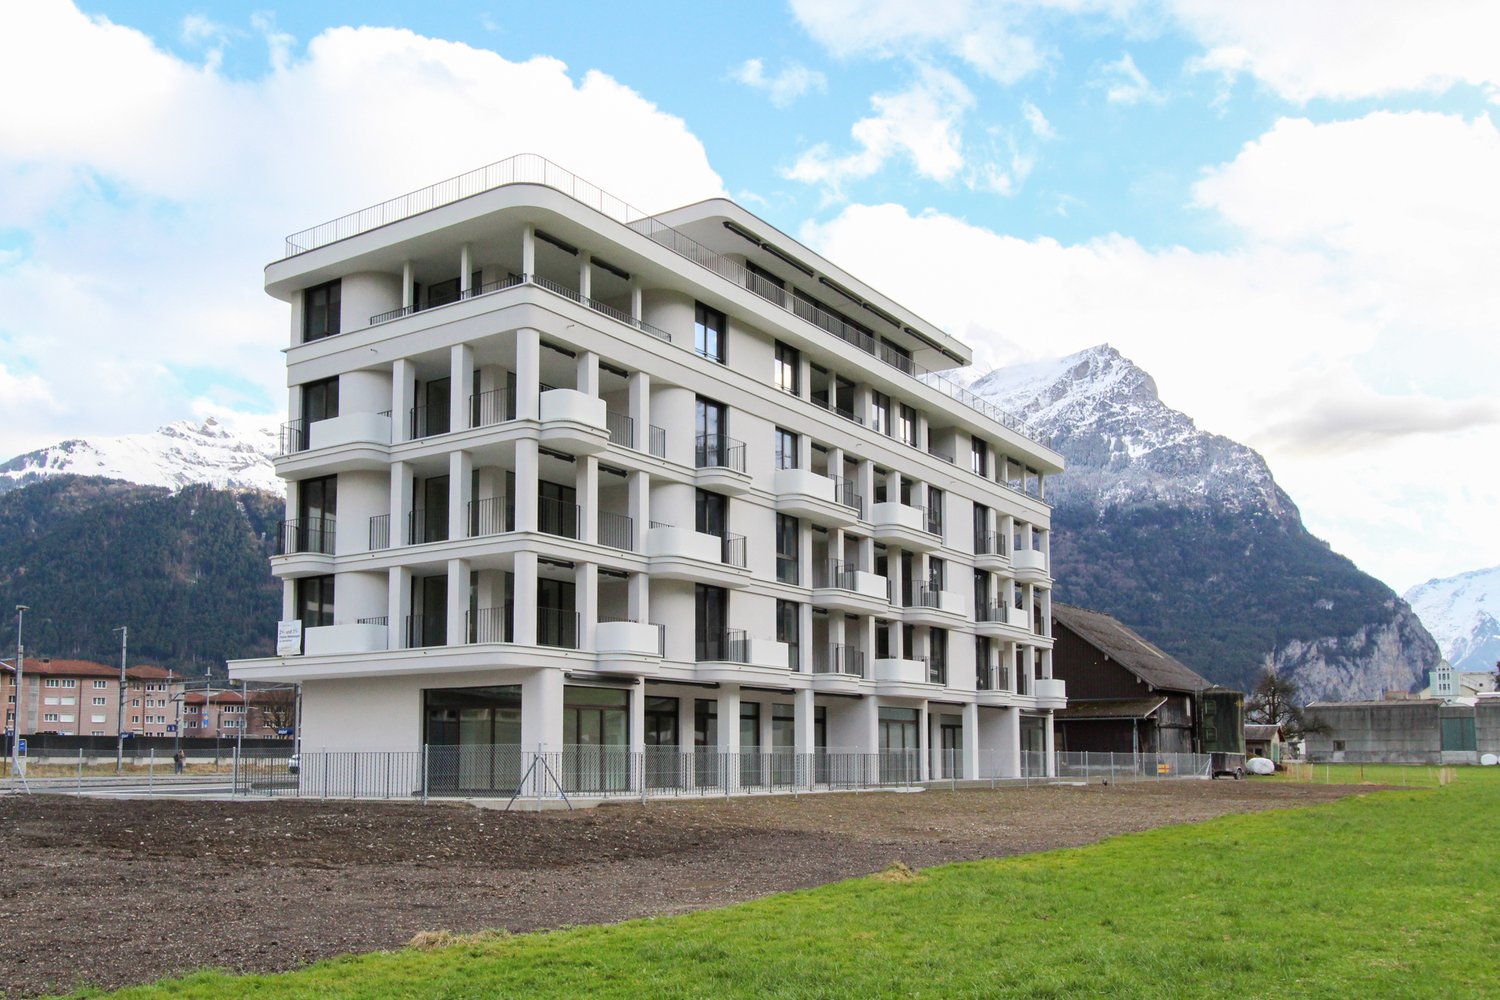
[[973, 503, 990, 553], [695, 585, 729, 661], [302, 377, 339, 425], [929, 628, 948, 684], [975, 636, 992, 689], [971, 437, 988, 477], [695, 302, 726, 363], [302, 280, 341, 342], [926, 486, 944, 537], [775, 427, 799, 470], [929, 557, 945, 591], [295, 576, 335, 630], [427, 277, 461, 309], [776, 600, 800, 670], [897, 403, 917, 446], [695, 489, 727, 538], [876, 620, 890, 659], [871, 391, 891, 436], [973, 569, 989, 613], [774, 341, 800, 395], [695, 396, 726, 459], [776, 514, 799, 585], [298, 475, 337, 523]]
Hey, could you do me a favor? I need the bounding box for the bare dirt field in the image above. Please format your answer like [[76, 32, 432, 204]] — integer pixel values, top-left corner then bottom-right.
[[0, 781, 1371, 998]]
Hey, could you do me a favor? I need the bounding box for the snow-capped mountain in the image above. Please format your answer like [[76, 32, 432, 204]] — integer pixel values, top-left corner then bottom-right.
[[968, 344, 1440, 702], [0, 416, 282, 495], [1404, 567, 1500, 673]]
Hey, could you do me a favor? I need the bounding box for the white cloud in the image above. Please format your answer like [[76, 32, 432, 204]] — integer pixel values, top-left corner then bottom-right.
[[789, 0, 1140, 84], [1095, 51, 1159, 105], [0, 1, 723, 457], [799, 109, 1500, 589], [786, 65, 975, 193], [1172, 0, 1500, 102], [1021, 100, 1056, 139], [734, 57, 828, 107]]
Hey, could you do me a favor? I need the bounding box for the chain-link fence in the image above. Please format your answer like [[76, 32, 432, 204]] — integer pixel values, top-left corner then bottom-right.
[[229, 746, 1222, 802]]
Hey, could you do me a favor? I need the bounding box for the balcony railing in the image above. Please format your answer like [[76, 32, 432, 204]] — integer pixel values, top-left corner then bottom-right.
[[467, 606, 510, 644], [368, 514, 390, 551], [696, 627, 748, 663], [278, 419, 307, 456], [695, 434, 746, 473], [405, 613, 446, 649], [407, 508, 449, 545], [470, 389, 515, 428], [812, 644, 866, 677], [976, 602, 1008, 624], [812, 395, 863, 425], [409, 405, 450, 440], [538, 496, 580, 540], [605, 409, 634, 449], [468, 496, 514, 537], [538, 606, 581, 649], [925, 506, 943, 538], [975, 530, 1009, 557], [356, 615, 389, 627], [598, 510, 634, 551], [281, 152, 1042, 446], [906, 584, 942, 610], [830, 476, 863, 515], [648, 424, 666, 459], [275, 517, 335, 556], [818, 561, 857, 590], [721, 533, 748, 568]]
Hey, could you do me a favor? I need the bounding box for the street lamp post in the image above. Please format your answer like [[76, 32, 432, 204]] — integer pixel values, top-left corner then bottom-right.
[[12, 605, 28, 776], [113, 625, 128, 774]]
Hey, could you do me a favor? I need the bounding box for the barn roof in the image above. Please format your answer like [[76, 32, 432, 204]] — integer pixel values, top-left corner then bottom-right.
[[1052, 603, 1211, 695], [1055, 697, 1168, 721]]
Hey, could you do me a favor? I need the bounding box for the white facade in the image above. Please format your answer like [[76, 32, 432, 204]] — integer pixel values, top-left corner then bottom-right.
[[229, 153, 1065, 790]]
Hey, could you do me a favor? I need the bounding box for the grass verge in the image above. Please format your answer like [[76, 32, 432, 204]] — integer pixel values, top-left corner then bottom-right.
[[70, 774, 1500, 999]]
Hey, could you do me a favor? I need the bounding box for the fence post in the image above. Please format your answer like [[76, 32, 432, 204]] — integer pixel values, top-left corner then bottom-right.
[[149, 748, 155, 796], [77, 748, 83, 797], [232, 745, 240, 797], [421, 745, 429, 805]]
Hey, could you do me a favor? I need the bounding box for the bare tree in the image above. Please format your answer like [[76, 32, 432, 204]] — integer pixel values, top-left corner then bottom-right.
[[248, 689, 295, 734], [1246, 668, 1325, 739]]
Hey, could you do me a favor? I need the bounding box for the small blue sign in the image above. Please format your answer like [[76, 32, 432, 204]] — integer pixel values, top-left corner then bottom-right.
[[16, 739, 26, 755], [166, 725, 177, 733], [276, 727, 294, 736]]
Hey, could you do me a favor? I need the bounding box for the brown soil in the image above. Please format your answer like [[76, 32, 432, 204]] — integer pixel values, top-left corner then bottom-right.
[[0, 781, 1370, 997]]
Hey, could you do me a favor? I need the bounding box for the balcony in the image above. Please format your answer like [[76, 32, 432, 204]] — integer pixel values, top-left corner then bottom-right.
[[1034, 677, 1066, 708], [869, 502, 942, 552], [595, 620, 665, 674], [405, 613, 446, 649], [812, 562, 892, 614], [694, 434, 752, 495], [539, 388, 609, 454], [303, 622, 388, 657], [407, 508, 450, 546], [772, 468, 860, 527], [695, 627, 790, 681], [1012, 546, 1049, 578], [598, 510, 634, 551], [975, 602, 1030, 636], [274, 517, 336, 557], [464, 606, 580, 649], [646, 526, 751, 587], [408, 405, 451, 441], [902, 584, 966, 626], [470, 389, 515, 428], [537, 496, 581, 540], [872, 657, 936, 692], [468, 496, 515, 537], [973, 530, 1010, 570]]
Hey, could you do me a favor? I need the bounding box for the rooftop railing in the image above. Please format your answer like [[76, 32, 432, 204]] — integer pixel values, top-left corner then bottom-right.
[[281, 152, 1042, 446]]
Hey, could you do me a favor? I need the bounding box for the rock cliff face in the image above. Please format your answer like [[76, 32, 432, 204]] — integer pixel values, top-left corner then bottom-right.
[[970, 344, 1440, 700]]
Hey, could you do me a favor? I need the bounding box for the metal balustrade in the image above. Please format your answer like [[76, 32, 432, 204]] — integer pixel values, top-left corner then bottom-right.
[[648, 424, 666, 458], [405, 613, 446, 648], [605, 409, 634, 449], [695, 434, 746, 472], [907, 583, 942, 610], [274, 517, 335, 556], [696, 627, 748, 663], [470, 388, 514, 428], [536, 607, 580, 649], [597, 510, 634, 551], [829, 476, 863, 515], [537, 496, 580, 540], [278, 419, 307, 455], [812, 644, 866, 677], [468, 496, 514, 537], [367, 514, 390, 551], [407, 508, 448, 545], [975, 530, 1009, 556], [721, 533, 748, 568], [466, 606, 510, 644], [408, 405, 450, 440]]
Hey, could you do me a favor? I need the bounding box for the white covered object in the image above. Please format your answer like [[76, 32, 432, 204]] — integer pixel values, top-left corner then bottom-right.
[[1246, 757, 1277, 776], [1481, 753, 1499, 767]]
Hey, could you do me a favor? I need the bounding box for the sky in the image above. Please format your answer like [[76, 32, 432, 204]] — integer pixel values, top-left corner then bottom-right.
[[1, 0, 1497, 596]]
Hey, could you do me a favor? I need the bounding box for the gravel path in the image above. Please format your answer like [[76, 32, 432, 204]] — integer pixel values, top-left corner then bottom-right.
[[0, 780, 1368, 997]]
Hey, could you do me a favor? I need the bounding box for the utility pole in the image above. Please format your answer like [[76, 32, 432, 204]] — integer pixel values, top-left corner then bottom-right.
[[11, 605, 27, 776], [113, 625, 128, 774]]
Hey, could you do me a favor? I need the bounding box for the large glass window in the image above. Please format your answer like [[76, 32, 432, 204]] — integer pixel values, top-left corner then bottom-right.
[[296, 475, 337, 554], [897, 403, 917, 446], [563, 686, 629, 793], [423, 686, 523, 793], [302, 376, 339, 426], [775, 427, 799, 470], [695, 489, 727, 538], [971, 437, 988, 477], [871, 391, 891, 436], [776, 600, 800, 670], [776, 515, 799, 585], [695, 302, 727, 363], [302, 279, 341, 342], [929, 628, 949, 684], [774, 341, 800, 395], [695, 396, 727, 465], [295, 576, 335, 630], [926, 486, 944, 537], [695, 584, 730, 661]]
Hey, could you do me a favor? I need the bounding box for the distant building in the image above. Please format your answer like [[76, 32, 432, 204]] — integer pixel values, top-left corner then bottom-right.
[[1305, 696, 1500, 764], [181, 690, 295, 739], [2, 658, 184, 737], [1049, 603, 1235, 755], [1244, 724, 1282, 763]]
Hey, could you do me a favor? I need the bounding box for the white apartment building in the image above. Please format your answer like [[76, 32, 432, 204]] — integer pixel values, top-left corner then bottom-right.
[[229, 154, 1065, 794]]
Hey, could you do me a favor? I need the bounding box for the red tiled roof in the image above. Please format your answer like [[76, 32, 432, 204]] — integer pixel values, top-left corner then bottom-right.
[[0, 659, 181, 682]]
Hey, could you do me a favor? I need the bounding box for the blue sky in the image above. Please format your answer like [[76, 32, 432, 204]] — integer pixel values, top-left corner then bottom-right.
[[1, 0, 1498, 594]]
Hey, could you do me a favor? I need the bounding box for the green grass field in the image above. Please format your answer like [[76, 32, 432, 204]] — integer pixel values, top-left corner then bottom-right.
[[74, 770, 1500, 1000]]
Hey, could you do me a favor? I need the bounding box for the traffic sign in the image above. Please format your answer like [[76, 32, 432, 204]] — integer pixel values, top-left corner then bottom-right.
[[16, 738, 26, 755], [166, 725, 178, 733], [276, 727, 294, 736]]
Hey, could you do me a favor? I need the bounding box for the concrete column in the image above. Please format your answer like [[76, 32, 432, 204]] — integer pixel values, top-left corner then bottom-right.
[[514, 439, 539, 533], [401, 261, 412, 309], [799, 603, 815, 674], [522, 225, 535, 278], [630, 279, 642, 321], [628, 372, 650, 453], [889, 546, 905, 611], [460, 243, 472, 295], [515, 328, 541, 420], [862, 616, 877, 678], [389, 461, 413, 539], [520, 669, 563, 763], [1002, 514, 1015, 556], [627, 571, 650, 625], [281, 580, 296, 620], [1044, 710, 1056, 777], [392, 359, 415, 443], [998, 707, 1020, 778], [579, 253, 592, 299], [963, 702, 980, 781], [890, 603, 904, 660], [885, 468, 902, 504], [1040, 528, 1051, 568], [918, 700, 930, 782], [513, 551, 538, 646], [796, 353, 811, 400], [451, 343, 474, 431], [627, 470, 649, 552], [915, 412, 929, 452], [576, 349, 599, 399], [718, 685, 741, 792], [576, 455, 598, 544], [388, 566, 410, 648], [862, 696, 880, 758], [445, 557, 469, 646], [1037, 472, 1046, 500], [794, 687, 815, 786], [798, 519, 813, 589], [629, 681, 646, 788], [448, 450, 471, 542], [575, 562, 597, 653]]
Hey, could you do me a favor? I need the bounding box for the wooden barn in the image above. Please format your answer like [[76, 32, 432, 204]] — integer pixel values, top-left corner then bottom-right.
[[1050, 603, 1216, 755]]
